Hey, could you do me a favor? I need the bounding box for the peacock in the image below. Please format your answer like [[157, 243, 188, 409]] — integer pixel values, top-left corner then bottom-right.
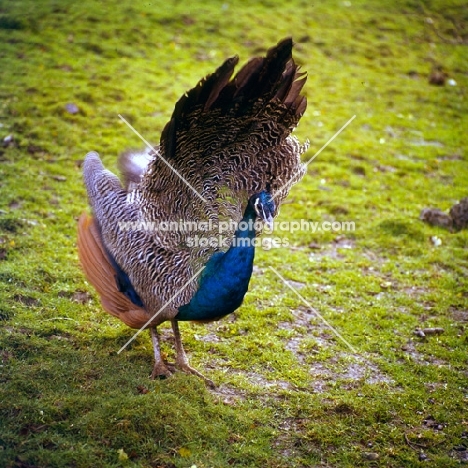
[[78, 38, 308, 386]]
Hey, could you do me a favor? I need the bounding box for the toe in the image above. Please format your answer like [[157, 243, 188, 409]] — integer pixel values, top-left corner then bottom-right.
[[150, 363, 172, 380]]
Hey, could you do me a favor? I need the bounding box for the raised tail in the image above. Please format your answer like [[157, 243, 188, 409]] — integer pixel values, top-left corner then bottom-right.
[[141, 38, 308, 225]]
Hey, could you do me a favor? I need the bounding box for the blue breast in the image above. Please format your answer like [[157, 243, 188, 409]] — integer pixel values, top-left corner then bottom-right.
[[176, 208, 257, 321]]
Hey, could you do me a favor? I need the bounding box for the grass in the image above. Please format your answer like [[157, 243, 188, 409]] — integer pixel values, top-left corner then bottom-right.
[[1, 0, 467, 466]]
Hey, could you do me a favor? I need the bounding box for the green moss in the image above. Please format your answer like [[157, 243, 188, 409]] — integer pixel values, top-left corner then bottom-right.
[[0, 0, 467, 466]]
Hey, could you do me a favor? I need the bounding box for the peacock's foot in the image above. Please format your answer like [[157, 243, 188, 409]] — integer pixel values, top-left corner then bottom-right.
[[175, 356, 215, 388], [149, 326, 173, 380], [150, 359, 214, 386], [170, 319, 216, 387], [149, 361, 172, 380]]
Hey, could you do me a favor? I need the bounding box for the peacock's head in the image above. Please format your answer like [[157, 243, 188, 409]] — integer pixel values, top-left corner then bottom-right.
[[249, 190, 276, 231]]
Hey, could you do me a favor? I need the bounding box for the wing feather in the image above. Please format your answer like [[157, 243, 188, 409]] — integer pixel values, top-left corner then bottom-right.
[[77, 212, 150, 329]]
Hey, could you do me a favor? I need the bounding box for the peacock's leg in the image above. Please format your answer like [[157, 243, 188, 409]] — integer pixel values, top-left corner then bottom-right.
[[171, 319, 215, 388], [149, 326, 172, 379]]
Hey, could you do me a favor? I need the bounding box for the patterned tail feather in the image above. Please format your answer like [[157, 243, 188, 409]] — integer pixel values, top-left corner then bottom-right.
[[147, 37, 307, 208], [138, 38, 308, 270]]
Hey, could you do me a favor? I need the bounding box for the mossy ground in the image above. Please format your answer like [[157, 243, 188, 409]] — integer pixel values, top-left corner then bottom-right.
[[1, 0, 467, 467]]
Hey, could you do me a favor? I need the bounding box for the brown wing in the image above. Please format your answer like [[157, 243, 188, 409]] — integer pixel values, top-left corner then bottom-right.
[[77, 212, 150, 329]]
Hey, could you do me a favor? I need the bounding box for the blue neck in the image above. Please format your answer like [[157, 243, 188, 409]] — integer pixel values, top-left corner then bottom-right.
[[176, 204, 258, 321]]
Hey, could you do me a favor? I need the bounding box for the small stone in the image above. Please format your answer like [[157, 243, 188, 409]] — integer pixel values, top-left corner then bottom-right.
[[2, 135, 14, 147], [363, 452, 379, 460], [72, 291, 92, 304], [430, 236, 442, 247], [419, 452, 428, 461], [422, 327, 444, 335], [65, 102, 79, 114]]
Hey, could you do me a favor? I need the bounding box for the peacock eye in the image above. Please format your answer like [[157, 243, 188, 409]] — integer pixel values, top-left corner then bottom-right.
[[253, 197, 261, 214]]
